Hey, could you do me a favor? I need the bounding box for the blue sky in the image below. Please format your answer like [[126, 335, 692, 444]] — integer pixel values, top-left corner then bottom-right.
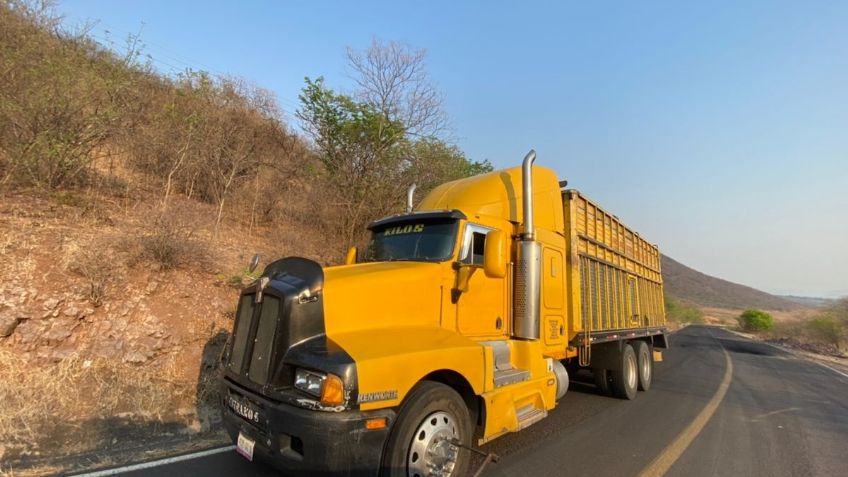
[[56, 1, 848, 297]]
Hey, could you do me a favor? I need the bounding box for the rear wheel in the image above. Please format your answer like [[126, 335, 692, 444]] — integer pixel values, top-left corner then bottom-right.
[[381, 382, 471, 477], [634, 341, 653, 391], [611, 344, 638, 400], [594, 368, 612, 396]]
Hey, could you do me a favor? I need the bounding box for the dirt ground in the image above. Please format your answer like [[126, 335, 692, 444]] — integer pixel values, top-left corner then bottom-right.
[[0, 190, 338, 475]]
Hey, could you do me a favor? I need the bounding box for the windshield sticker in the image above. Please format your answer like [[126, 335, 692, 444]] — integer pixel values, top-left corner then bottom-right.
[[382, 224, 425, 236]]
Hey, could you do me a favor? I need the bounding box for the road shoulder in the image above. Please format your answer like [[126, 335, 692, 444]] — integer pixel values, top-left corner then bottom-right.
[[721, 326, 848, 379]]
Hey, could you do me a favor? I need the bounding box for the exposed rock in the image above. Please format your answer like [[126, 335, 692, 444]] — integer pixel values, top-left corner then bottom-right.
[[42, 297, 63, 311], [0, 313, 20, 337], [11, 287, 28, 304], [63, 305, 80, 318], [123, 350, 152, 364], [135, 335, 166, 351], [15, 320, 42, 344], [146, 281, 159, 294], [47, 346, 75, 362], [94, 340, 124, 360], [97, 320, 112, 333], [43, 318, 77, 341]]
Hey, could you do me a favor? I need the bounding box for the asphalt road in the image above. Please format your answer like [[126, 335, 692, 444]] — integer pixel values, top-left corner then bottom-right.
[[111, 326, 848, 477]]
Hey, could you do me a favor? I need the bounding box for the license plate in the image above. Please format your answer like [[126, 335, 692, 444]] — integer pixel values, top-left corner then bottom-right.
[[236, 432, 255, 461], [227, 393, 261, 425]]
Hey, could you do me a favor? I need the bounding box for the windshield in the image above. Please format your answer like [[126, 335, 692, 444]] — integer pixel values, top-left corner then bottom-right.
[[364, 218, 458, 262]]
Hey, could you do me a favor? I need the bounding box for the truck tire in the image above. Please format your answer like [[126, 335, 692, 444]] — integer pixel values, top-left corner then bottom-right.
[[611, 344, 638, 400], [634, 341, 653, 391], [381, 381, 471, 477], [594, 368, 612, 396]]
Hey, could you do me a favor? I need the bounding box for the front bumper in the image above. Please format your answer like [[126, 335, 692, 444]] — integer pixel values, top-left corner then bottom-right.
[[220, 378, 395, 476]]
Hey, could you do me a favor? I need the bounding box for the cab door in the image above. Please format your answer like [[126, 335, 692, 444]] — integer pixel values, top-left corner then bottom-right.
[[455, 223, 508, 338]]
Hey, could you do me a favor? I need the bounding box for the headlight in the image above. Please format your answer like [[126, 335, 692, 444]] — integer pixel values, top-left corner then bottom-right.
[[294, 369, 326, 397], [294, 368, 346, 406]]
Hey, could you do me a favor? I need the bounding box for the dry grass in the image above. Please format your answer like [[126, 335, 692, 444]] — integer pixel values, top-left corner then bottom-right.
[[0, 349, 207, 461], [63, 238, 116, 306], [135, 209, 210, 270]]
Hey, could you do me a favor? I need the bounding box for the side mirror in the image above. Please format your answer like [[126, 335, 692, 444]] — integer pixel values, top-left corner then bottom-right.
[[248, 254, 260, 273], [483, 230, 506, 278], [345, 246, 357, 265]]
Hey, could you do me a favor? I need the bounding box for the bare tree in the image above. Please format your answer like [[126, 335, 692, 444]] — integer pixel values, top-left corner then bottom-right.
[[346, 39, 448, 139]]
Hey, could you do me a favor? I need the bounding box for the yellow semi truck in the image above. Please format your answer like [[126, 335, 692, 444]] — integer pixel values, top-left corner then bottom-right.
[[219, 151, 668, 476]]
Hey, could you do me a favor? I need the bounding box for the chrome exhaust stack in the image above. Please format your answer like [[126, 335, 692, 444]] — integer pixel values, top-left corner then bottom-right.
[[514, 150, 541, 340], [407, 183, 417, 213]]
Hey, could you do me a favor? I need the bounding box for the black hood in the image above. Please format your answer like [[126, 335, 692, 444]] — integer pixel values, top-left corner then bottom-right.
[[223, 257, 357, 406]]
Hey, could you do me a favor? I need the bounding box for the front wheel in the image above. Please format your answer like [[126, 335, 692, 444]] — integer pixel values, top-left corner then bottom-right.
[[381, 382, 472, 477]]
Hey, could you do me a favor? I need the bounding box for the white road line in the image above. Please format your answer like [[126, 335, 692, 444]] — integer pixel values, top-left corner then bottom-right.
[[720, 327, 848, 382], [814, 361, 848, 381], [70, 445, 235, 476]]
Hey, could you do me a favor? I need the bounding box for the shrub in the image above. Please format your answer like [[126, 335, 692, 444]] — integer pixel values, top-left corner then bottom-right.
[[807, 315, 843, 349], [0, 2, 120, 189], [65, 238, 116, 306], [137, 210, 208, 269], [738, 309, 774, 332], [215, 268, 260, 289]]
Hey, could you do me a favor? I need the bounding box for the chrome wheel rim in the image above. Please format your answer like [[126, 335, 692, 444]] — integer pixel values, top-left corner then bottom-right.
[[626, 352, 638, 390], [641, 349, 651, 383], [407, 411, 460, 477]]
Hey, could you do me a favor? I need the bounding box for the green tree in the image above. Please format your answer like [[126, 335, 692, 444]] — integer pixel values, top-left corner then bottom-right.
[[297, 74, 490, 248], [738, 309, 774, 332], [297, 77, 410, 246]]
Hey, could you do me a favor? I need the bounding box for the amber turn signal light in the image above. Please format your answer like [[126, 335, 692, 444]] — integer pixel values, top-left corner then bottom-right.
[[365, 418, 387, 430], [320, 374, 345, 406]]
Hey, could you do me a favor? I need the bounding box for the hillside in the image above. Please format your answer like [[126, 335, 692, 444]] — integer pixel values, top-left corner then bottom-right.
[[661, 254, 802, 311]]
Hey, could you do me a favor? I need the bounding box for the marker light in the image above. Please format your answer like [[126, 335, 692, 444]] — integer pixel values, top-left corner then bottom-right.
[[320, 374, 345, 406]]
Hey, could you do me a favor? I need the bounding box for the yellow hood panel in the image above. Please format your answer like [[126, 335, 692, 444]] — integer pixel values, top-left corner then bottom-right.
[[322, 261, 446, 336]]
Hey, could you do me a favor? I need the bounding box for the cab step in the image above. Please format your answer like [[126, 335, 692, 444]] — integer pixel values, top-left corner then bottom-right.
[[494, 367, 530, 387], [516, 404, 547, 430], [485, 340, 531, 388]]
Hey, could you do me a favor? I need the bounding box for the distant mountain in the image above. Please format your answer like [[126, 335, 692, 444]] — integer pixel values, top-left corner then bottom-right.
[[780, 295, 835, 308], [661, 255, 803, 311]]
